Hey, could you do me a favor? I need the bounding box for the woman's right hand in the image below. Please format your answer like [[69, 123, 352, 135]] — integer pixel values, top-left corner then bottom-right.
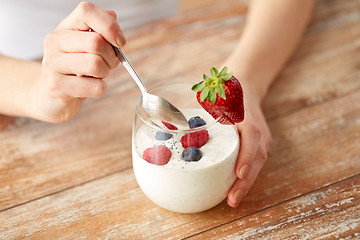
[[29, 1, 126, 123]]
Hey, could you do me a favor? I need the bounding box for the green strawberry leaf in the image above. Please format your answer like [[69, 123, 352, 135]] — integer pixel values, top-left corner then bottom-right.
[[210, 67, 218, 77], [216, 85, 226, 100], [200, 87, 210, 102], [219, 66, 228, 75], [195, 66, 235, 104], [192, 81, 205, 92], [208, 89, 217, 104], [220, 78, 225, 85], [222, 73, 233, 81]]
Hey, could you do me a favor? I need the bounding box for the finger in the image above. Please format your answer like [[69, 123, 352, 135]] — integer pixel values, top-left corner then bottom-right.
[[259, 131, 271, 161], [57, 2, 126, 47], [257, 111, 273, 157], [46, 52, 110, 79], [48, 30, 120, 69], [260, 119, 272, 154], [235, 124, 262, 179], [106, 10, 117, 19], [227, 150, 266, 207], [49, 73, 107, 99]]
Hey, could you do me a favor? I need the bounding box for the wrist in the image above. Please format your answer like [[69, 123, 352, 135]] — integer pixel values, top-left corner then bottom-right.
[[224, 62, 267, 106], [15, 62, 42, 119], [0, 56, 42, 119]]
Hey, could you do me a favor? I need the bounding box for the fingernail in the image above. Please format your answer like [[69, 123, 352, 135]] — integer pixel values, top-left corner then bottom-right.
[[234, 188, 244, 204], [238, 164, 250, 179], [116, 33, 126, 47]]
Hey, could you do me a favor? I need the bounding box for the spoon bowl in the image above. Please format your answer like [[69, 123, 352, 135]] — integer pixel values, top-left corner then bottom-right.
[[113, 47, 188, 127]]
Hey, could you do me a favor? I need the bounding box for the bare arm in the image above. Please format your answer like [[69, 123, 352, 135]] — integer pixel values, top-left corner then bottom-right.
[[226, 0, 314, 207], [0, 55, 41, 118], [227, 0, 315, 102], [0, 2, 125, 123]]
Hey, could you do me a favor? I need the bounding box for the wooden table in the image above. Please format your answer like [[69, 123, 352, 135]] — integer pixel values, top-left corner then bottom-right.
[[1, 0, 359, 239]]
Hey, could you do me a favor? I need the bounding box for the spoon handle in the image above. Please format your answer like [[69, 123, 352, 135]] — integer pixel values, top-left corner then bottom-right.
[[113, 46, 147, 94]]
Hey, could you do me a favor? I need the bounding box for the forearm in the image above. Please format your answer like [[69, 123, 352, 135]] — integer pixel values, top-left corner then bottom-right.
[[226, 0, 314, 103], [0, 55, 41, 118]]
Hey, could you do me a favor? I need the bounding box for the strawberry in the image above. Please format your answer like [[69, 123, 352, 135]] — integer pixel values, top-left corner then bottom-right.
[[143, 145, 171, 165], [161, 121, 178, 130], [192, 67, 244, 125], [180, 130, 209, 148]]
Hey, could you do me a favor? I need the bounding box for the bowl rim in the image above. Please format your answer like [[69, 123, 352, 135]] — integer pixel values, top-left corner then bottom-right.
[[135, 81, 219, 133]]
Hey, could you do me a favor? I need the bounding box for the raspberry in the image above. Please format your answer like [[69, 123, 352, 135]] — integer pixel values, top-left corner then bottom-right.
[[143, 145, 171, 165], [161, 121, 178, 130], [180, 130, 209, 149]]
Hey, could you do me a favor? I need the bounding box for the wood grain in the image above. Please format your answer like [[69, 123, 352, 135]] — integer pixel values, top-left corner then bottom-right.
[[188, 174, 360, 240], [2, 0, 359, 212], [1, 89, 359, 239], [1, 0, 360, 239], [0, 81, 137, 210]]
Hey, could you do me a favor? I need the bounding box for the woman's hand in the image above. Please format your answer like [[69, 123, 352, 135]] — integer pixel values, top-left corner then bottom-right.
[[226, 79, 272, 207], [29, 2, 125, 123], [220, 0, 313, 207]]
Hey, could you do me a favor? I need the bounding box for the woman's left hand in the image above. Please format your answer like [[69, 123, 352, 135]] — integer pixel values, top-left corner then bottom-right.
[[226, 81, 272, 207]]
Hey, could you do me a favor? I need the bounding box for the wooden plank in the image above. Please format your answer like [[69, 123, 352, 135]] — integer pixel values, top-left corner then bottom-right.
[[188, 174, 360, 240], [1, 89, 359, 239], [263, 0, 360, 119], [0, 68, 139, 210], [179, 0, 225, 13], [1, 0, 359, 219]]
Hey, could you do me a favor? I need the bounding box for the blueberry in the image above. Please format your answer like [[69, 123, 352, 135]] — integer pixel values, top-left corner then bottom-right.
[[155, 131, 173, 141], [181, 147, 202, 162], [188, 116, 206, 129]]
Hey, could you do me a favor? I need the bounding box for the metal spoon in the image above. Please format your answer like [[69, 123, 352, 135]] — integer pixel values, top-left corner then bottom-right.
[[113, 47, 188, 127]]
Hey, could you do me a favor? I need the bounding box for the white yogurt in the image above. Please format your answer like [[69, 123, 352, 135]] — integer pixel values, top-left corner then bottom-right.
[[132, 108, 239, 213]]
